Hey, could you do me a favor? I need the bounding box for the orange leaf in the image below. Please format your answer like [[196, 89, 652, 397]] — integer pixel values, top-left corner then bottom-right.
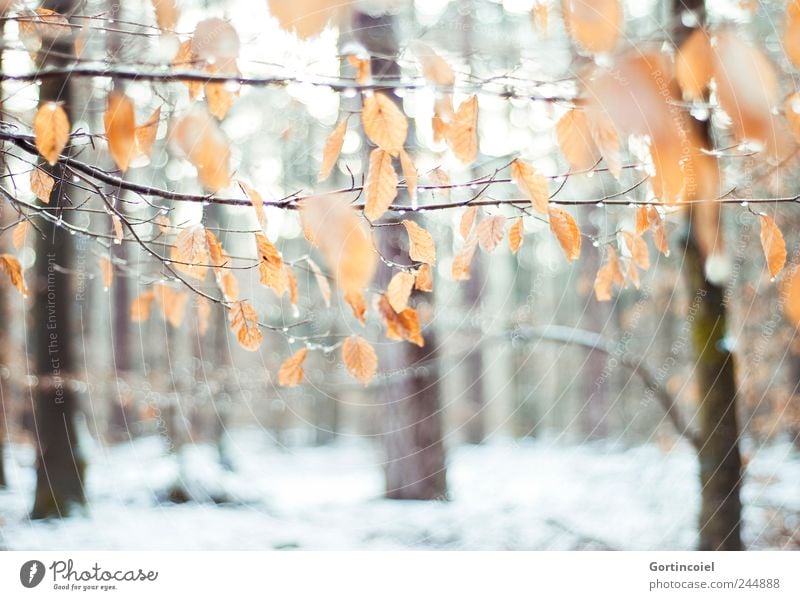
[[196, 296, 211, 336], [399, 149, 418, 202], [621, 231, 650, 270], [99, 255, 113, 288], [152, 0, 179, 30], [229, 300, 262, 351], [239, 181, 268, 232], [648, 207, 669, 257], [508, 217, 524, 254], [12, 221, 29, 250], [342, 335, 378, 385], [134, 106, 161, 161], [172, 106, 231, 191], [0, 254, 27, 295], [361, 92, 407, 156], [460, 206, 477, 240], [344, 290, 367, 325], [760, 214, 786, 278], [376, 295, 424, 347], [131, 290, 155, 322], [476, 215, 506, 253], [33, 102, 70, 165], [319, 118, 348, 181], [364, 148, 398, 221], [172, 225, 209, 280], [555, 109, 600, 171], [415, 263, 434, 292], [112, 215, 124, 244], [386, 271, 415, 313], [452, 235, 478, 281], [255, 232, 286, 296], [402, 219, 436, 265], [562, 0, 622, 54], [447, 95, 478, 165], [104, 91, 136, 172], [154, 284, 188, 327], [548, 207, 582, 262], [511, 159, 548, 213], [414, 43, 455, 86], [593, 247, 625, 301], [676, 28, 713, 101], [347, 55, 371, 84], [30, 168, 54, 203], [278, 348, 308, 387]]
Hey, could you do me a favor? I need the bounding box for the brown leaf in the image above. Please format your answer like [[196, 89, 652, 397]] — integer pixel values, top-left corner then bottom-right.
[[781, 265, 800, 326], [344, 289, 367, 325], [172, 225, 209, 280], [648, 207, 669, 256], [172, 40, 203, 100], [447, 95, 478, 165], [152, 0, 179, 30], [131, 290, 156, 322], [172, 106, 231, 191], [191, 18, 240, 64], [229, 300, 263, 351], [206, 229, 225, 270], [269, 0, 343, 39], [386, 271, 415, 313], [104, 91, 136, 172], [476, 215, 506, 253], [134, 106, 161, 161], [676, 28, 712, 101], [30, 168, 54, 203], [508, 217, 524, 254], [364, 148, 398, 221], [12, 221, 29, 250], [785, 2, 800, 68], [154, 284, 188, 327], [300, 194, 377, 295], [255, 232, 286, 296], [561, 0, 622, 54], [219, 271, 240, 302], [555, 109, 600, 171], [593, 246, 625, 301], [548, 207, 582, 262], [278, 347, 308, 387], [361, 92, 407, 156], [319, 118, 348, 181], [414, 43, 455, 86], [0, 254, 27, 295], [33, 102, 70, 165], [415, 263, 434, 292], [460, 206, 477, 240], [635, 206, 649, 235], [307, 257, 331, 307], [760, 214, 786, 279], [511, 159, 549, 213], [342, 335, 378, 385], [399, 149, 417, 202], [239, 181, 268, 232], [99, 255, 113, 288], [376, 295, 424, 347], [622, 231, 649, 270], [205, 75, 237, 120], [452, 235, 478, 281], [402, 219, 436, 265]]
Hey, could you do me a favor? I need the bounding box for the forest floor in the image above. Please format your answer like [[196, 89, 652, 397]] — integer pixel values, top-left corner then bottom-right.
[[0, 431, 798, 550]]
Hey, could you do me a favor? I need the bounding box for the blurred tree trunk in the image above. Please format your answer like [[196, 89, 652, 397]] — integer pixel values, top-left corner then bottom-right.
[[353, 9, 447, 500], [31, 0, 87, 518], [673, 0, 743, 550]]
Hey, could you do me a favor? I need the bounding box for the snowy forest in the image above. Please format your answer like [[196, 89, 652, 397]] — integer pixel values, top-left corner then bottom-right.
[[0, 0, 799, 552]]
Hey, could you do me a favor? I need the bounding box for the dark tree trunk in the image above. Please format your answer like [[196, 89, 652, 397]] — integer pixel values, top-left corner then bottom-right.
[[673, 0, 743, 550], [30, 0, 86, 519], [352, 9, 447, 500]]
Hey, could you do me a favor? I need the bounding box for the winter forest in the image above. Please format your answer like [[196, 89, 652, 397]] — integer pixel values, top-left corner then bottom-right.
[[0, 0, 799, 552]]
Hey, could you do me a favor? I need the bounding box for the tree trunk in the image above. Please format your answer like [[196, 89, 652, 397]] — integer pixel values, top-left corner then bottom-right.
[[30, 0, 86, 519], [352, 9, 447, 500], [673, 0, 743, 550]]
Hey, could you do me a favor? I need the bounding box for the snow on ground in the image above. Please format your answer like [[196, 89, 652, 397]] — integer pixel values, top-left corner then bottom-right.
[[0, 431, 798, 550]]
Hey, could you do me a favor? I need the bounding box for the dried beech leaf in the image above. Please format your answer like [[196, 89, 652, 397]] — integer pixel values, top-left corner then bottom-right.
[[415, 263, 433, 292], [402, 219, 436, 265], [33, 102, 70, 165], [386, 271, 415, 313], [452, 235, 478, 281], [676, 28, 712, 101], [561, 0, 622, 55], [12, 221, 29, 250], [508, 217, 524, 254], [447, 95, 478, 165], [172, 107, 231, 191], [229, 300, 262, 351], [364, 148, 398, 221], [511, 159, 549, 213], [549, 207, 582, 262], [760, 214, 786, 279], [99, 255, 113, 288], [172, 224, 209, 280], [399, 149, 417, 202], [239, 181, 268, 232], [555, 109, 600, 171], [621, 230, 649, 270], [30, 168, 54, 203], [376, 295, 424, 347], [196, 296, 211, 336], [0, 254, 27, 296], [131, 290, 155, 322], [342, 335, 378, 385], [152, 0, 179, 30], [476, 216, 506, 253], [460, 206, 478, 240], [347, 55, 371, 84], [104, 91, 136, 172], [134, 106, 161, 160], [344, 290, 367, 325], [255, 232, 286, 296], [278, 347, 308, 387], [319, 118, 347, 181], [361, 92, 407, 156]]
